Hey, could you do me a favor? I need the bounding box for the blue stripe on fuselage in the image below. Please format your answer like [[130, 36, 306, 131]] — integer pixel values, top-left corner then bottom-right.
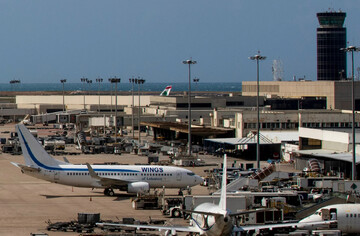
[[18, 127, 139, 173]]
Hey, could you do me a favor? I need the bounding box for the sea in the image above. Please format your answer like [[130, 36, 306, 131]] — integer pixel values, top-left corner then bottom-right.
[[5, 82, 242, 92]]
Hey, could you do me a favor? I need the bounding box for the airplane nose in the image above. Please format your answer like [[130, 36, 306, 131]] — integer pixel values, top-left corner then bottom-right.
[[196, 175, 204, 184]]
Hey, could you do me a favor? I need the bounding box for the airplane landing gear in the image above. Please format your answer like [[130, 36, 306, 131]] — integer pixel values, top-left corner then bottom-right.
[[186, 186, 192, 195], [104, 188, 115, 196]]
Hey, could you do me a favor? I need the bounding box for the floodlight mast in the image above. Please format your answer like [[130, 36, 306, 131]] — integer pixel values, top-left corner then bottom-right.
[[183, 59, 197, 156], [96, 78, 103, 113], [60, 79, 67, 112], [249, 53, 266, 169], [341, 46, 360, 180], [109, 77, 121, 144]]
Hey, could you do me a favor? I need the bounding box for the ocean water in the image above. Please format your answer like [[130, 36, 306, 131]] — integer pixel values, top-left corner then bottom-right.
[[5, 82, 242, 92]]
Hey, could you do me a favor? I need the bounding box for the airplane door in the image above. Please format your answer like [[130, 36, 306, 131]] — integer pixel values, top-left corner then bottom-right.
[[176, 171, 182, 181], [329, 208, 337, 220], [321, 209, 330, 220]]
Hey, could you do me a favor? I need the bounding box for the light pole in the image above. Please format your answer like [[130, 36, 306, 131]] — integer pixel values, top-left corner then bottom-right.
[[135, 78, 145, 147], [249, 53, 266, 169], [10, 79, 21, 91], [341, 46, 360, 180], [108, 78, 113, 113], [60, 79, 67, 112], [109, 77, 121, 144], [183, 59, 197, 156], [129, 77, 135, 139], [87, 79, 93, 95], [193, 77, 200, 91], [80, 77, 88, 110], [96, 78, 103, 113]]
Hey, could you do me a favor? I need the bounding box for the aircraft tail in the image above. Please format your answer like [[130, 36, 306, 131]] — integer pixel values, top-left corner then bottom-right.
[[16, 124, 68, 168], [160, 85, 172, 96], [218, 154, 227, 211]]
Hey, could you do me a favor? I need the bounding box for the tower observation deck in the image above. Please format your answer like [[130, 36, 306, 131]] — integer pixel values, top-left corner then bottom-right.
[[317, 12, 347, 81]]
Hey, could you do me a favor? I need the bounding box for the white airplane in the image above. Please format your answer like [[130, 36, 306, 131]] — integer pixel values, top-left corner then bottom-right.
[[160, 85, 172, 96], [98, 154, 360, 235], [12, 124, 203, 196]]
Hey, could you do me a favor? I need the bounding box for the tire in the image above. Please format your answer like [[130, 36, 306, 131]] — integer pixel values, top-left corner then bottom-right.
[[108, 189, 115, 196], [172, 209, 181, 218]]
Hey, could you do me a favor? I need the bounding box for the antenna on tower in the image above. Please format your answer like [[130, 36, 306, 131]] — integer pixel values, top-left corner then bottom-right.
[[272, 59, 284, 81]]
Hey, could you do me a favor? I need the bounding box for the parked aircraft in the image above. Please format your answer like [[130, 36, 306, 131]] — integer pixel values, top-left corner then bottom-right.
[[12, 124, 203, 196], [98, 154, 360, 235], [160, 85, 172, 96]]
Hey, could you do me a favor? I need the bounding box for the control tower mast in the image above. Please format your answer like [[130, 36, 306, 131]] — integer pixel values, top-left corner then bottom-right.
[[317, 11, 347, 81]]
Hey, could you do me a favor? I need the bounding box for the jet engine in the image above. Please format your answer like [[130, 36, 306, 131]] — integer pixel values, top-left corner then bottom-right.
[[127, 182, 150, 194]]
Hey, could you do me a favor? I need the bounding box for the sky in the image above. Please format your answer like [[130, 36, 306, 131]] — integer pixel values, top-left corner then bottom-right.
[[0, 0, 359, 84]]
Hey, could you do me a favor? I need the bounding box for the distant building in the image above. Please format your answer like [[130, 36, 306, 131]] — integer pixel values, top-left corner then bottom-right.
[[234, 109, 360, 138], [317, 11, 347, 81], [295, 127, 360, 179], [242, 81, 360, 110]]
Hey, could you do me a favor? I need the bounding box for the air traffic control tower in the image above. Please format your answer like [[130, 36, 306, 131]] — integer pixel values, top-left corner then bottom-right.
[[317, 12, 347, 81]]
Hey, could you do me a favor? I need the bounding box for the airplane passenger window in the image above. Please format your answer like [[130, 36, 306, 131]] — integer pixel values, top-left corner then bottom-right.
[[351, 214, 353, 217], [346, 214, 349, 218]]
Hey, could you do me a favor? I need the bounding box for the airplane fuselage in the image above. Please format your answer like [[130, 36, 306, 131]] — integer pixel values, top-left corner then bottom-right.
[[23, 164, 199, 189], [190, 202, 233, 236], [300, 204, 360, 234]]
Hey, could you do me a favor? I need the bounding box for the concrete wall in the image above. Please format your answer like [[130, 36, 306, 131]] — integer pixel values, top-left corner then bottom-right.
[[235, 110, 299, 138], [16, 95, 152, 112], [299, 127, 351, 144]]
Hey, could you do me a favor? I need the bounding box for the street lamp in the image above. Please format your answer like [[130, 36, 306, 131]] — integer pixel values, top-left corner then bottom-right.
[[87, 79, 93, 96], [10, 79, 21, 91], [135, 78, 145, 147], [129, 77, 136, 139], [183, 59, 197, 156], [108, 78, 114, 113], [60, 79, 67, 112], [341, 45, 360, 180], [193, 78, 200, 91], [249, 53, 266, 169], [80, 77, 88, 110], [96, 78, 103, 113], [109, 77, 121, 144]]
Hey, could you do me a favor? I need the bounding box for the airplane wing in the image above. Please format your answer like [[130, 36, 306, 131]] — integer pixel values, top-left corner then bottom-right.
[[86, 163, 129, 188], [96, 222, 200, 234], [11, 162, 40, 172], [235, 220, 337, 232]]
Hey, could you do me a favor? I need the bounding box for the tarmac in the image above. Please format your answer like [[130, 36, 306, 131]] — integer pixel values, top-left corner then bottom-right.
[[0, 123, 296, 235]]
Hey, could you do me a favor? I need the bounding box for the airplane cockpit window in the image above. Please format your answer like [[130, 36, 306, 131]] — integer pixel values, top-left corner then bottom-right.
[[187, 172, 195, 176]]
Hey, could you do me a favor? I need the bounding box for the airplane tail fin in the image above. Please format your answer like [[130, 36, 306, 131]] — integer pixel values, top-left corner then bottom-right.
[[160, 85, 172, 96], [218, 154, 227, 211], [16, 124, 68, 168]]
